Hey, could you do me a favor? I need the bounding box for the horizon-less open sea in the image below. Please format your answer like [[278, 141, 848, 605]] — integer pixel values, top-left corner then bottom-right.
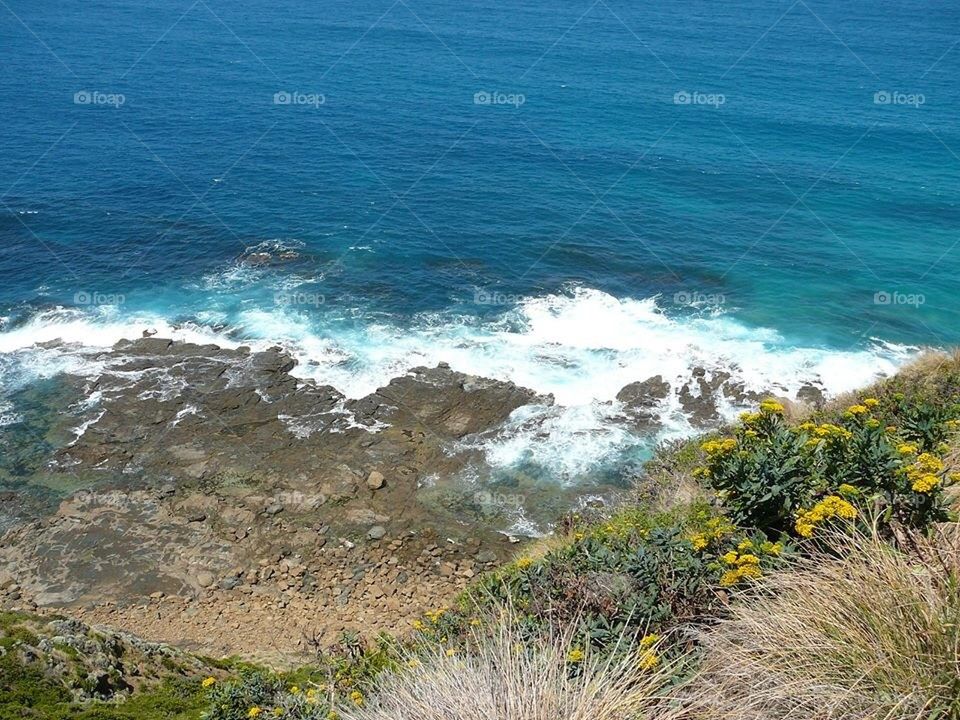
[[1, 0, 959, 481]]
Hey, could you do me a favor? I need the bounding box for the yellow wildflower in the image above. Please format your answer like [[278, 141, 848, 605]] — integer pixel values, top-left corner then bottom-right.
[[862, 398, 879, 407], [515, 557, 533, 570], [837, 483, 859, 497], [272, 709, 283, 718], [846, 404, 868, 416], [795, 495, 858, 537], [412, 619, 425, 631], [406, 658, 421, 668], [737, 539, 754, 551], [739, 411, 762, 424], [866, 418, 881, 428], [639, 633, 660, 650], [350, 691, 364, 707], [912, 474, 939, 493], [639, 650, 660, 670], [702, 438, 738, 455], [445, 648, 456, 656], [327, 713, 339, 720], [202, 677, 216, 688], [425, 607, 447, 623], [719, 569, 740, 587], [720, 551, 739, 565], [248, 708, 262, 719], [705, 517, 736, 539], [759, 399, 784, 414], [719, 563, 762, 587], [813, 424, 852, 440], [289, 686, 300, 695], [689, 533, 709, 551], [566, 647, 585, 663], [898, 443, 918, 455], [916, 453, 944, 473], [759, 540, 782, 556]]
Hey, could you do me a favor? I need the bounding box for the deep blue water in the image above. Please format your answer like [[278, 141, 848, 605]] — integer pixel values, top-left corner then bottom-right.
[[1, 0, 959, 477]]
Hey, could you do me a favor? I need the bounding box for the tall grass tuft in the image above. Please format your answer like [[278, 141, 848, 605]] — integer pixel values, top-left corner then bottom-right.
[[689, 527, 960, 720], [338, 613, 680, 720]]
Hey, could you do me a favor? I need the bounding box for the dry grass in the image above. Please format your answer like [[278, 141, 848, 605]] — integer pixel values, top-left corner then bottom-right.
[[822, 349, 960, 418], [338, 614, 681, 720], [508, 531, 574, 565], [633, 438, 711, 513], [687, 526, 960, 720]]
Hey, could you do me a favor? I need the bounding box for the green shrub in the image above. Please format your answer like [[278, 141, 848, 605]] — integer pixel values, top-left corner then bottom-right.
[[203, 638, 397, 720], [411, 503, 788, 655], [0, 652, 207, 720], [699, 398, 955, 537]]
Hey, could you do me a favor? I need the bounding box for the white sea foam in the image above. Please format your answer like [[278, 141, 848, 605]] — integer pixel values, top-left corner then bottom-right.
[[0, 400, 22, 427], [463, 402, 644, 484], [0, 307, 241, 356], [0, 288, 918, 482], [231, 288, 911, 407], [228, 287, 915, 479], [67, 409, 105, 445]]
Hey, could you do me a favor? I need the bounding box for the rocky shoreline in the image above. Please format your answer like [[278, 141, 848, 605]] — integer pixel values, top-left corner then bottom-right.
[[0, 336, 826, 662]]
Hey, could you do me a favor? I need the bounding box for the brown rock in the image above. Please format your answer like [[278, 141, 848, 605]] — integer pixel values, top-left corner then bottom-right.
[[366, 471, 385, 490]]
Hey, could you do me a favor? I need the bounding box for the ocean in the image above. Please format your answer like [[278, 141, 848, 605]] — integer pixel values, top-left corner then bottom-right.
[[1, 0, 958, 484]]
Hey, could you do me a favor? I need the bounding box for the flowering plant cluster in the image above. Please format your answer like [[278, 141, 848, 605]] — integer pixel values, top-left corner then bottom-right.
[[697, 397, 956, 538]]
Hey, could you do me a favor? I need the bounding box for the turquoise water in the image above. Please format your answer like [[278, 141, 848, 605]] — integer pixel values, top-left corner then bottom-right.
[[1, 0, 958, 478]]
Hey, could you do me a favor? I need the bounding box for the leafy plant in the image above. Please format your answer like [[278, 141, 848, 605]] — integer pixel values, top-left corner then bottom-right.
[[699, 399, 954, 537]]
